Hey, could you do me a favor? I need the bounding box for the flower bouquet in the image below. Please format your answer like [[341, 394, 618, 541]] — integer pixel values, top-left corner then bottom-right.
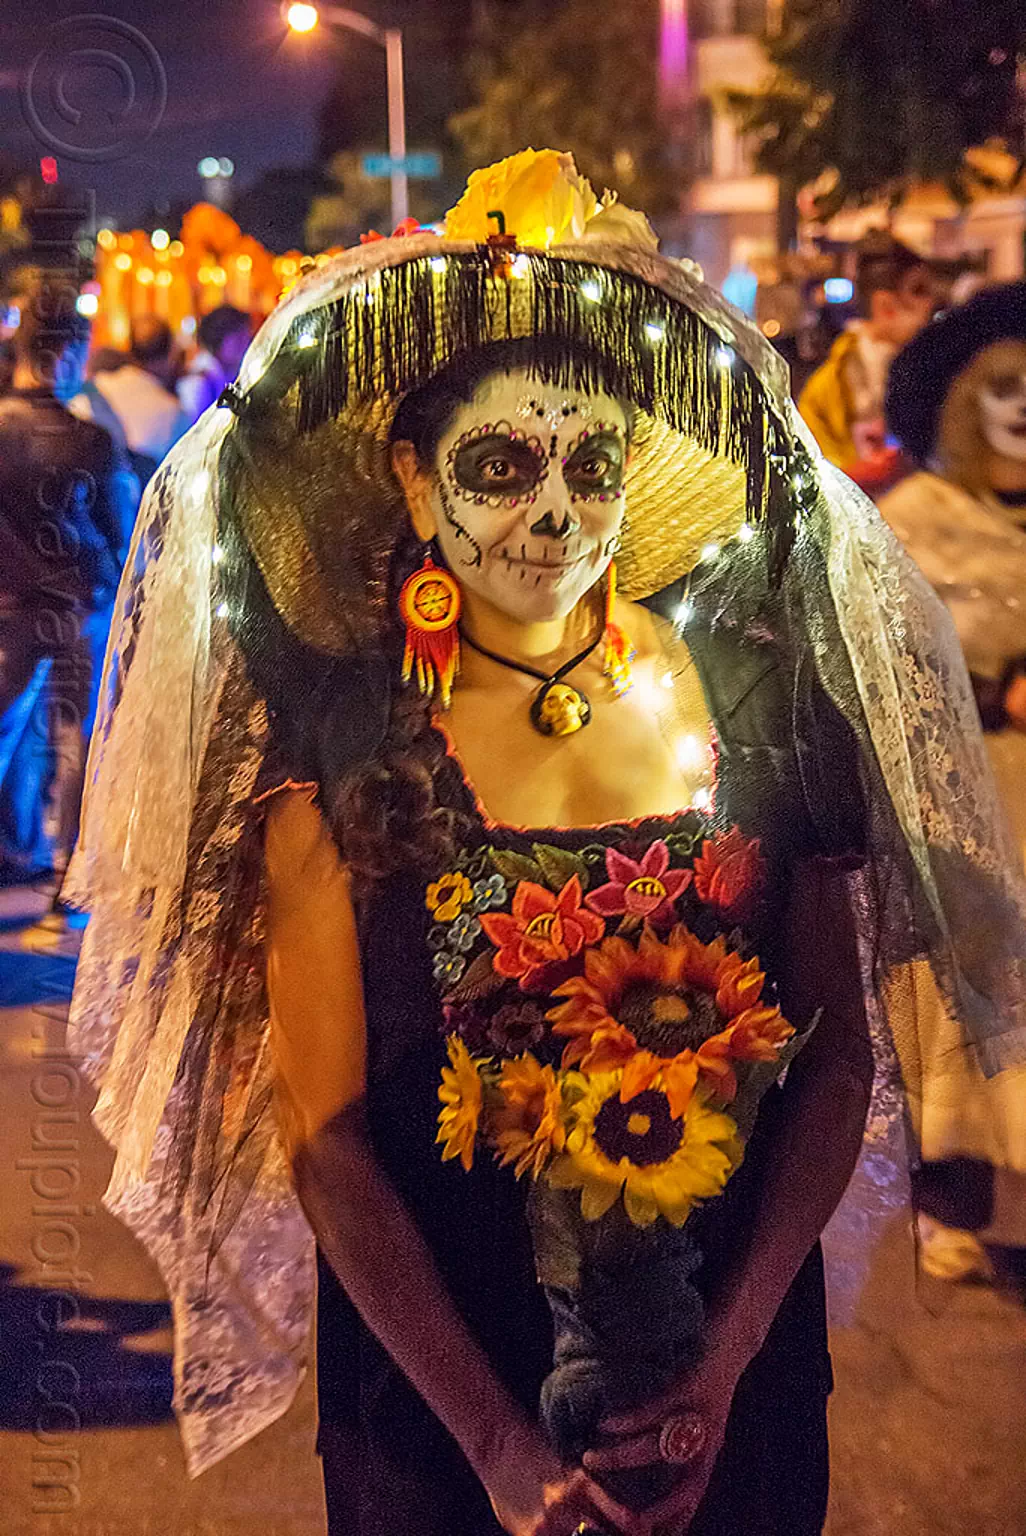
[[430, 826, 809, 1510]]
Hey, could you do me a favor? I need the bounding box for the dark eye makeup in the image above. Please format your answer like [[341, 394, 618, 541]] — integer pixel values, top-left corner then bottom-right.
[[986, 373, 1026, 401], [451, 434, 546, 495], [563, 432, 625, 495]]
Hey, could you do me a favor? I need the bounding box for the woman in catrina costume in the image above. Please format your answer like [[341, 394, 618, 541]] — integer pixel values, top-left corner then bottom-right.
[[67, 154, 1026, 1536], [881, 285, 1026, 1284]]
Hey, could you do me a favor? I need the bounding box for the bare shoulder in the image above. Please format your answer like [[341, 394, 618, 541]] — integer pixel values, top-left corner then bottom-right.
[[615, 596, 689, 663], [263, 787, 348, 903]]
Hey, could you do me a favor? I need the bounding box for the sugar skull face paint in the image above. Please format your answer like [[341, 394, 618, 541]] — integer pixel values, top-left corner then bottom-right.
[[979, 355, 1026, 465], [428, 369, 627, 624]]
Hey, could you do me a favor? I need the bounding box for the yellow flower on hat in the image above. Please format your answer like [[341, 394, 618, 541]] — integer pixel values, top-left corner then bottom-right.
[[444, 148, 598, 248], [582, 190, 659, 253]]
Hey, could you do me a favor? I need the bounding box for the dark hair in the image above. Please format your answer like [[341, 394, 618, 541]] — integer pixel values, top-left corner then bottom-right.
[[14, 282, 89, 366], [198, 304, 251, 357], [854, 232, 929, 314], [130, 315, 175, 365], [88, 345, 129, 377]]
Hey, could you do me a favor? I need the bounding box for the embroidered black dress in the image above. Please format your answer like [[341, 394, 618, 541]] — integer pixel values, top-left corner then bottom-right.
[[313, 620, 867, 1534]]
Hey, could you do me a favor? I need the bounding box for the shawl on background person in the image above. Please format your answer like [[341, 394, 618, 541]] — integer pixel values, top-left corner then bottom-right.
[[62, 150, 1026, 1473], [878, 470, 1026, 1224], [879, 469, 1026, 870]]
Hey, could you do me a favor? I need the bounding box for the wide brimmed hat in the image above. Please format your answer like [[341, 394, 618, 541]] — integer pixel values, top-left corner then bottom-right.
[[886, 281, 1026, 463], [220, 151, 796, 655]]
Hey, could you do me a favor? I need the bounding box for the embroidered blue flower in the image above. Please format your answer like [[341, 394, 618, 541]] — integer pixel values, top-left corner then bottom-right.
[[433, 950, 466, 986], [471, 872, 507, 913], [449, 912, 482, 952]]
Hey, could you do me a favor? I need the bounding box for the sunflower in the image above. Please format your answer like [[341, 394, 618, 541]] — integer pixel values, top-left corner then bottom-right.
[[493, 1054, 566, 1179], [437, 1036, 484, 1172], [548, 1072, 743, 1227], [547, 925, 793, 1112]]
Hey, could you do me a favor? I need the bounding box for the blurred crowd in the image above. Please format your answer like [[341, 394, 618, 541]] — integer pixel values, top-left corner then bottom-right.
[[795, 238, 1026, 1287], [0, 286, 253, 927]]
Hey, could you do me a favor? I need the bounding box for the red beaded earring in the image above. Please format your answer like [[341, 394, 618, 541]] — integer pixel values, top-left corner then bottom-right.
[[398, 552, 462, 707]]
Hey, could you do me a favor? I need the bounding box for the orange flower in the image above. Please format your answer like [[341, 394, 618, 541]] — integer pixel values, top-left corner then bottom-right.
[[481, 876, 604, 989], [548, 924, 792, 1113], [693, 1006, 795, 1102], [692, 827, 767, 923], [493, 1054, 566, 1179]]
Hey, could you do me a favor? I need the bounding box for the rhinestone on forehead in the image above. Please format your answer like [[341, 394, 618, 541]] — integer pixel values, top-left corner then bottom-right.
[[515, 395, 595, 428]]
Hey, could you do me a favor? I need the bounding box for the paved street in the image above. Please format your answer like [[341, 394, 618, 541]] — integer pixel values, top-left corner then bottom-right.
[[1, 882, 1024, 1536]]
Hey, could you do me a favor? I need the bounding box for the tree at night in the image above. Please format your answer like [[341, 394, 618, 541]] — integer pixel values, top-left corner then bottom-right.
[[449, 0, 686, 218], [729, 0, 1026, 219]]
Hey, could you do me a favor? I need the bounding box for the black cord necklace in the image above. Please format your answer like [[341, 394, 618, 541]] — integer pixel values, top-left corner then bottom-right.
[[460, 627, 602, 736]]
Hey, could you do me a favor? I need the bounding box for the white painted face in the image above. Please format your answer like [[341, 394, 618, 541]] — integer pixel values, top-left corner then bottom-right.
[[980, 367, 1026, 464], [429, 369, 627, 624]]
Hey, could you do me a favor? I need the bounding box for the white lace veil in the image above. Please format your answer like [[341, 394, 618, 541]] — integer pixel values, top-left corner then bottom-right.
[[65, 232, 1026, 1473]]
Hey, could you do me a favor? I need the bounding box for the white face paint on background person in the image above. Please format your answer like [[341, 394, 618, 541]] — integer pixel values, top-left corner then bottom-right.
[[979, 365, 1026, 465], [397, 369, 628, 626]]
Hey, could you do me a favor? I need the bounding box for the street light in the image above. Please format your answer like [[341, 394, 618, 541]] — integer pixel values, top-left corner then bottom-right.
[[286, 3, 318, 30], [285, 2, 408, 230]]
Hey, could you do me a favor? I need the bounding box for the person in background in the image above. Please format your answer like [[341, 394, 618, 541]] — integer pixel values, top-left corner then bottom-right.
[[91, 316, 189, 486], [0, 337, 15, 395], [177, 304, 252, 424], [881, 282, 1026, 1283], [0, 288, 134, 894], [799, 232, 935, 494], [67, 343, 132, 456]]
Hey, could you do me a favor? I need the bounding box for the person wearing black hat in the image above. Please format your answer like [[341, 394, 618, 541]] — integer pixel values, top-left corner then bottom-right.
[[882, 281, 1026, 1283], [799, 232, 935, 493]]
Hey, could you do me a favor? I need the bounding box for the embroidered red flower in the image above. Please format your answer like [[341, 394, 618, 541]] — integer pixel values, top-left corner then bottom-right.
[[481, 876, 604, 990], [692, 827, 766, 922], [585, 841, 692, 925]]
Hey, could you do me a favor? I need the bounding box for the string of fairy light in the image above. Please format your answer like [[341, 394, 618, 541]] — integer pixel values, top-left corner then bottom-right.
[[200, 251, 800, 816]]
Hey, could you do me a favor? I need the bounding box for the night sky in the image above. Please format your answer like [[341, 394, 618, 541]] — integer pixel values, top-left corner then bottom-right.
[[0, 0, 426, 227]]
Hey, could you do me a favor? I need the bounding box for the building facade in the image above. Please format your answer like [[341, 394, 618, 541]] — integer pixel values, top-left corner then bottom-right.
[[674, 0, 1026, 290]]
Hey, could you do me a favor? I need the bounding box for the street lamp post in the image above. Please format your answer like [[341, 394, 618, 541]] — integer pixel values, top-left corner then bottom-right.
[[286, 4, 408, 231]]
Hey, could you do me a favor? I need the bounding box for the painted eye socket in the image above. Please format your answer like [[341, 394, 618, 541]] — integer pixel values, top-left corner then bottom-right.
[[986, 373, 1026, 401], [563, 433, 624, 495], [451, 435, 544, 496]]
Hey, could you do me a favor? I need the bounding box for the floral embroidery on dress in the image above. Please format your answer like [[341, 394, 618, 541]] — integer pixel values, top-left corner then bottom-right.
[[423, 811, 785, 1230], [481, 876, 605, 988], [426, 871, 474, 922], [691, 826, 766, 923], [585, 840, 691, 925]]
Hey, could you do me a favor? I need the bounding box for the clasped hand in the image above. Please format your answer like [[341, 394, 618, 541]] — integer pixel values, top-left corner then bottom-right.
[[580, 1345, 740, 1536], [491, 1350, 740, 1536]]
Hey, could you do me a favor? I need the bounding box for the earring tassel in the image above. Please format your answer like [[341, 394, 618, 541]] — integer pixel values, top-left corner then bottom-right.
[[402, 625, 460, 708], [602, 561, 635, 697]]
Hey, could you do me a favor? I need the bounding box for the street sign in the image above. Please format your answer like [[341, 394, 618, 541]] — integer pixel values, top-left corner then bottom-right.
[[361, 152, 441, 180]]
